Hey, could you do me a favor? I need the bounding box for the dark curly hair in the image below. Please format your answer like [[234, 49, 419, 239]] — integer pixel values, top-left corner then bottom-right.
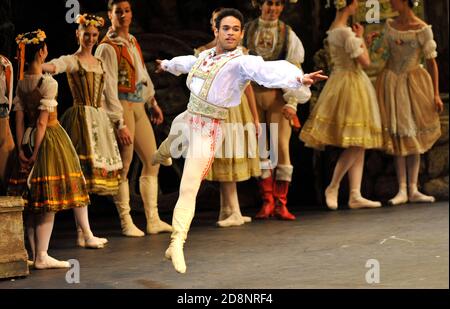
[[214, 8, 245, 31], [108, 0, 131, 11]]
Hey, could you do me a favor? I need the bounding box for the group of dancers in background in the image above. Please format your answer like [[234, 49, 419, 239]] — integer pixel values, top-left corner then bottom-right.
[[0, 0, 443, 274]]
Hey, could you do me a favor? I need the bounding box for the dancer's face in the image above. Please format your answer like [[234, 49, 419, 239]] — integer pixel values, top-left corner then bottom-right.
[[215, 16, 243, 51], [77, 25, 99, 50], [109, 1, 133, 29], [260, 1, 284, 21]]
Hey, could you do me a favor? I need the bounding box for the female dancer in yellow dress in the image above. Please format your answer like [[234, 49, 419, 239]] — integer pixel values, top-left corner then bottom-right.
[[375, 0, 444, 205], [43, 14, 124, 248], [196, 8, 261, 228], [9, 30, 90, 268], [300, 0, 383, 210]]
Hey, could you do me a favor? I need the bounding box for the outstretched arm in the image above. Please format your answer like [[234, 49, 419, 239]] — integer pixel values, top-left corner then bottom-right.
[[239, 55, 327, 90], [155, 55, 198, 76], [43, 55, 78, 75]]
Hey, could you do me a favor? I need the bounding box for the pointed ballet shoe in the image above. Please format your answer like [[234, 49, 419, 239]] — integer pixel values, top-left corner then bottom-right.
[[409, 191, 435, 203], [165, 242, 186, 274], [216, 213, 245, 228], [82, 237, 108, 249], [349, 197, 382, 209], [325, 186, 339, 210], [27, 260, 35, 268], [388, 190, 408, 206], [77, 234, 108, 248], [151, 151, 172, 167], [34, 256, 71, 270], [242, 216, 252, 223]]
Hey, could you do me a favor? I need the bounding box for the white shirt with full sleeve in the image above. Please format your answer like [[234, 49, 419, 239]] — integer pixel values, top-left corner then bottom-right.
[[95, 33, 155, 129], [161, 48, 308, 109]]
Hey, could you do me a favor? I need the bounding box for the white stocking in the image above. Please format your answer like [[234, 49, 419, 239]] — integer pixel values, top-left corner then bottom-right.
[[217, 182, 251, 228], [165, 113, 222, 274], [325, 147, 359, 209], [26, 214, 36, 264], [407, 154, 435, 203], [73, 206, 108, 249], [348, 149, 381, 209], [34, 212, 70, 269], [389, 156, 408, 205]]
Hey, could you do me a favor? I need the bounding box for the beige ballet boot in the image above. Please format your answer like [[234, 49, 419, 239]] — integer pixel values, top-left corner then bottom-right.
[[140, 176, 172, 234], [165, 207, 194, 274], [152, 138, 173, 167], [113, 180, 145, 237]]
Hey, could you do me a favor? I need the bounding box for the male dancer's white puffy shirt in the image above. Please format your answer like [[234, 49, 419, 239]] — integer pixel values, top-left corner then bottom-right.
[[251, 18, 309, 106], [95, 33, 155, 128], [160, 48, 308, 108]]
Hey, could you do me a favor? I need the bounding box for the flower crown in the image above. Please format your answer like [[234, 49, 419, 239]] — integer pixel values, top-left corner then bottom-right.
[[15, 29, 46, 45], [325, 0, 347, 10], [76, 14, 105, 28]]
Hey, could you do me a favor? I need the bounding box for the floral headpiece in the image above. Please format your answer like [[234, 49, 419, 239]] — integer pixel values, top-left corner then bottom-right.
[[15, 29, 46, 46], [15, 29, 47, 81], [76, 14, 105, 28], [325, 0, 347, 10]]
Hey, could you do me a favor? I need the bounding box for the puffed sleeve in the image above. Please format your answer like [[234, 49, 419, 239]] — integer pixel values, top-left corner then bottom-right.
[[284, 29, 310, 107], [239, 55, 303, 89], [95, 43, 125, 129], [38, 75, 58, 112], [286, 29, 305, 67], [48, 55, 78, 74], [418, 26, 438, 59], [343, 28, 364, 59], [161, 55, 199, 76]]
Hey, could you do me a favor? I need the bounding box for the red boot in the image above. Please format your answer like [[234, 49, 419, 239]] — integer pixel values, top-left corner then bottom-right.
[[255, 175, 275, 219], [273, 180, 296, 221]]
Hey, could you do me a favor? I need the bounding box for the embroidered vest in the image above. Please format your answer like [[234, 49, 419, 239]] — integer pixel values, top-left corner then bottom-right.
[[100, 35, 145, 94], [185, 49, 243, 120], [243, 19, 290, 61]]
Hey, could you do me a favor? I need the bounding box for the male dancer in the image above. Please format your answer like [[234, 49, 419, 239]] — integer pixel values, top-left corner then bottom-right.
[[244, 0, 309, 220], [96, 0, 172, 237], [153, 8, 326, 273]]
